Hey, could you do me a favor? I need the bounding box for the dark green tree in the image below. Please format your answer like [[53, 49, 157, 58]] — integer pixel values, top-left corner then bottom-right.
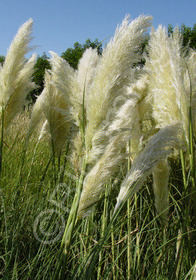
[[29, 53, 51, 102], [83, 38, 102, 55], [168, 23, 196, 49], [61, 42, 83, 70], [0, 55, 5, 66], [61, 39, 102, 69]]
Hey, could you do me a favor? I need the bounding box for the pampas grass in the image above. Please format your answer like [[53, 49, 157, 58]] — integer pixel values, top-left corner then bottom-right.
[[75, 47, 100, 119], [30, 52, 73, 156], [78, 87, 151, 217], [0, 18, 36, 176], [4, 54, 37, 129], [78, 134, 128, 217], [142, 25, 196, 221], [146, 25, 190, 144], [77, 15, 153, 217], [85, 15, 152, 156], [71, 48, 100, 171], [114, 123, 182, 213], [0, 18, 36, 129]]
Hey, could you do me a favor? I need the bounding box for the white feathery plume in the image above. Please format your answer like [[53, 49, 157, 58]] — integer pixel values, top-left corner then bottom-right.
[[78, 96, 142, 217], [107, 93, 142, 161], [152, 159, 170, 224], [30, 52, 74, 153], [49, 51, 75, 98], [146, 25, 189, 144], [76, 47, 100, 109], [127, 74, 150, 121], [87, 74, 151, 166], [0, 18, 36, 129], [85, 15, 152, 153], [49, 52, 73, 120], [49, 51, 76, 124], [126, 74, 153, 160], [0, 18, 33, 103], [144, 26, 193, 222], [114, 123, 183, 214], [44, 70, 71, 155], [4, 54, 37, 129], [49, 52, 74, 154], [71, 48, 100, 169], [86, 92, 130, 165], [78, 135, 127, 217]]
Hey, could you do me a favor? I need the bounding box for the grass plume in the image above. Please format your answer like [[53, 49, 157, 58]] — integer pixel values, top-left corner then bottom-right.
[[85, 15, 152, 156], [0, 18, 36, 129], [114, 123, 182, 213], [30, 52, 73, 156]]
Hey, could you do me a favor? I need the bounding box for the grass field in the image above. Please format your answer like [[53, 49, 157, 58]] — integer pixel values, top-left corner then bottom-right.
[[0, 111, 195, 279]]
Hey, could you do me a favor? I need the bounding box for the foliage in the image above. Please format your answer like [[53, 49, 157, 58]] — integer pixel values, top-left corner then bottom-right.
[[168, 23, 196, 49], [29, 53, 51, 102], [0, 55, 5, 66], [61, 38, 102, 69]]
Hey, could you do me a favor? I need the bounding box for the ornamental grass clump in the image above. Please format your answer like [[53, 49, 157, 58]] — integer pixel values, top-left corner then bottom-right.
[[77, 15, 153, 217], [78, 98, 140, 217], [56, 15, 153, 267], [114, 25, 196, 223], [114, 123, 182, 213], [146, 26, 190, 143], [145, 25, 196, 221], [78, 75, 152, 217]]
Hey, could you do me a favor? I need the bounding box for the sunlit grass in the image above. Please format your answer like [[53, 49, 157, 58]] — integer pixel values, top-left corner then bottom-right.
[[0, 117, 195, 279]]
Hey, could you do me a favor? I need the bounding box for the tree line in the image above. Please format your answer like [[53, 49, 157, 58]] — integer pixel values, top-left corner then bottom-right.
[[0, 24, 196, 103]]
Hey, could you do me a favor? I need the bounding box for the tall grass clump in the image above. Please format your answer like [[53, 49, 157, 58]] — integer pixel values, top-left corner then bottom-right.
[[78, 14, 153, 217], [29, 51, 75, 185], [52, 14, 153, 275], [114, 25, 196, 223], [76, 23, 196, 279], [146, 25, 196, 222]]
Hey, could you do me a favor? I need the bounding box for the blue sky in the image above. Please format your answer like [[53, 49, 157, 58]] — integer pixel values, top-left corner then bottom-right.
[[0, 0, 196, 57]]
